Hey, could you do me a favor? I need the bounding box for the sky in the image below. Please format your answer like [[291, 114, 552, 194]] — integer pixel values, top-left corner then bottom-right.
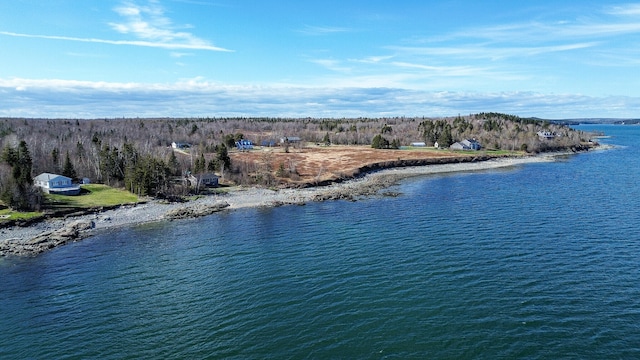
[[1, 0, 640, 119]]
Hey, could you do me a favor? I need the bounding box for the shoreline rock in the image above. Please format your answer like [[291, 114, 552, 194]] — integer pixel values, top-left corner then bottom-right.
[[163, 201, 230, 220], [0, 220, 94, 256]]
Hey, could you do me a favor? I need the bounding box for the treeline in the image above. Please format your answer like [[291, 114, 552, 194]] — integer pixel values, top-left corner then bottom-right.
[[0, 114, 590, 211]]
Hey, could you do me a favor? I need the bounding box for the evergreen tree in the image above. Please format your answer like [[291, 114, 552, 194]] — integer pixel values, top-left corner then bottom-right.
[[437, 125, 453, 148], [194, 153, 206, 174], [371, 134, 390, 149], [62, 151, 77, 180], [216, 145, 231, 170], [51, 148, 60, 172], [1, 141, 37, 210], [207, 159, 219, 172], [168, 150, 180, 176]]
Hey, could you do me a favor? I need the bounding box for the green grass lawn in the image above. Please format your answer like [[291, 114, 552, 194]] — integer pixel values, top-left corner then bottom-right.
[[47, 184, 139, 208], [0, 184, 139, 222], [0, 208, 43, 221]]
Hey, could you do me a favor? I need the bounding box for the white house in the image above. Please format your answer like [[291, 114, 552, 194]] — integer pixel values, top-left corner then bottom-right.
[[171, 142, 191, 149], [34, 173, 81, 195], [537, 131, 554, 140]]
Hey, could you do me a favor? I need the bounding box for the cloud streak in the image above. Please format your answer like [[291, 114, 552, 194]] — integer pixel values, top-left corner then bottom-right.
[[297, 25, 351, 36], [0, 31, 231, 51]]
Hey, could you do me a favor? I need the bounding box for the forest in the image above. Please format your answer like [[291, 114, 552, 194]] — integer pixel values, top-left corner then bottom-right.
[[0, 113, 591, 211]]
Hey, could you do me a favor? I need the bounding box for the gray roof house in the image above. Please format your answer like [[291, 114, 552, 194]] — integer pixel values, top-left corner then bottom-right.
[[34, 173, 81, 195], [187, 173, 219, 188], [450, 139, 482, 151]]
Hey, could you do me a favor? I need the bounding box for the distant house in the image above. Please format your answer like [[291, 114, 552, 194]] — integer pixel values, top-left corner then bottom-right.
[[411, 142, 426, 147], [280, 136, 301, 144], [461, 139, 481, 150], [261, 139, 277, 147], [198, 173, 219, 187], [34, 173, 81, 195], [236, 139, 254, 150], [187, 173, 219, 188], [537, 131, 555, 140], [434, 141, 439, 149], [450, 139, 482, 151], [171, 142, 191, 149]]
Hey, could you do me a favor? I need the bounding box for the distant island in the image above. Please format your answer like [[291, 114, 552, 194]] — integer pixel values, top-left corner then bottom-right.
[[547, 118, 640, 125]]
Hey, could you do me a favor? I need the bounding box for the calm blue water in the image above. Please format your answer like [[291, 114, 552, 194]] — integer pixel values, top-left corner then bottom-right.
[[2, 125, 640, 359]]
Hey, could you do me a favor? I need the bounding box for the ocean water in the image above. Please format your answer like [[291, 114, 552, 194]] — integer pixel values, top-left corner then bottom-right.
[[2, 124, 640, 359]]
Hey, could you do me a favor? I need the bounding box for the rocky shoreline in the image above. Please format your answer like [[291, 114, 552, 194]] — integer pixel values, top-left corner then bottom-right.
[[0, 152, 590, 257]]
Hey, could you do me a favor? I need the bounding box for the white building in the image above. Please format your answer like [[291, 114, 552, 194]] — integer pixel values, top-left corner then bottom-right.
[[34, 173, 81, 195]]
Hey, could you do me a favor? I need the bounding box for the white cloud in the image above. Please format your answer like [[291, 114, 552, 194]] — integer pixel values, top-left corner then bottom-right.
[[297, 25, 351, 36], [388, 42, 598, 61], [1, 77, 638, 119], [0, 1, 231, 52], [108, 0, 230, 51], [606, 4, 640, 16], [349, 55, 395, 64], [309, 59, 352, 73]]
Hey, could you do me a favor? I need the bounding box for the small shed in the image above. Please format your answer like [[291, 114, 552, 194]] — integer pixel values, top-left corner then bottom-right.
[[280, 136, 301, 144]]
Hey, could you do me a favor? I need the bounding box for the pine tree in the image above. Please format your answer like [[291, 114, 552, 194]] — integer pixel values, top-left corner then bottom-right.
[[1, 141, 37, 210], [216, 145, 231, 170], [62, 151, 77, 180], [194, 153, 206, 174], [168, 150, 180, 176]]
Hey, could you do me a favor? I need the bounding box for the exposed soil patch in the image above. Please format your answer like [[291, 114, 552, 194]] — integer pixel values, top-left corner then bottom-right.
[[231, 145, 489, 187]]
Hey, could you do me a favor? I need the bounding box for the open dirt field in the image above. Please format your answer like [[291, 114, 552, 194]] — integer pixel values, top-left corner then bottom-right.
[[230, 145, 487, 186]]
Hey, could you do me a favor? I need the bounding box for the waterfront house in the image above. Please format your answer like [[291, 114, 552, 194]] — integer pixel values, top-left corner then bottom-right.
[[450, 139, 481, 151], [34, 173, 81, 195], [187, 173, 219, 188], [198, 173, 219, 187], [461, 139, 481, 150]]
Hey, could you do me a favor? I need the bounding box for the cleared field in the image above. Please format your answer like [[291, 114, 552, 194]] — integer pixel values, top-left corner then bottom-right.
[[231, 145, 511, 185]]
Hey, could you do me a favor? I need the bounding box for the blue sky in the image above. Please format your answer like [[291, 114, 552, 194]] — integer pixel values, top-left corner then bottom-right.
[[1, 0, 640, 119]]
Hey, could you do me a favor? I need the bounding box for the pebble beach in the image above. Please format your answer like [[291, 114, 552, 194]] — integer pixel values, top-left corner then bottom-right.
[[0, 154, 566, 256]]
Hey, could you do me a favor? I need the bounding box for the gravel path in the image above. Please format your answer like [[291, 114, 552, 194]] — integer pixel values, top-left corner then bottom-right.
[[0, 153, 565, 255]]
